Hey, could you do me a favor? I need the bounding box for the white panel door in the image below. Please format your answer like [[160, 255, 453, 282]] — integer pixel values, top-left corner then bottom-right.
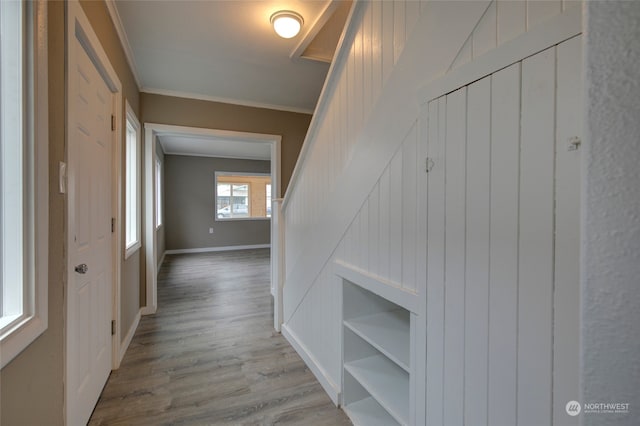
[[67, 36, 114, 425]]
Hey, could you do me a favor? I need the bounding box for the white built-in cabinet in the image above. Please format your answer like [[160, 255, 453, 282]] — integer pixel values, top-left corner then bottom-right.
[[339, 263, 417, 426]]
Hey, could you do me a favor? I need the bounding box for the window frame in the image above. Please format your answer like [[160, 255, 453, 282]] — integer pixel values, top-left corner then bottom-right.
[[0, 0, 49, 369], [124, 102, 141, 259], [214, 172, 271, 221]]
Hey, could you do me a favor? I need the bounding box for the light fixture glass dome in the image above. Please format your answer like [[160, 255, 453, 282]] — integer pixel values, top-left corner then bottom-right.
[[270, 11, 303, 39]]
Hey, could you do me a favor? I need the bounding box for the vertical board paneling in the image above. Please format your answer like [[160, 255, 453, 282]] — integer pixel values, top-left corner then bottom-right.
[[415, 101, 429, 426], [488, 63, 520, 426], [378, 166, 391, 280], [497, 0, 526, 44], [354, 25, 364, 133], [553, 35, 582, 426], [527, 0, 562, 30], [402, 123, 418, 292], [473, 1, 497, 58], [360, 199, 369, 271], [331, 99, 339, 188], [517, 47, 555, 426], [388, 150, 403, 284], [426, 97, 446, 426], [563, 0, 581, 11], [368, 182, 380, 277], [371, 0, 383, 104], [347, 43, 356, 149], [393, 0, 406, 65], [343, 212, 353, 266], [406, 1, 420, 41], [450, 36, 473, 71], [351, 213, 361, 268], [339, 75, 348, 169], [362, 2, 373, 121], [463, 76, 491, 426], [382, 0, 395, 83], [443, 87, 467, 426], [282, 3, 581, 424]]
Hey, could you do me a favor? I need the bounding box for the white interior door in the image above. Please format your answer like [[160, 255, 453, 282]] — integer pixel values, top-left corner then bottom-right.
[[67, 35, 114, 426]]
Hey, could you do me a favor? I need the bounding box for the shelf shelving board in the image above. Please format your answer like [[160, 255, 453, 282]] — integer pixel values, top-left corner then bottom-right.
[[343, 309, 410, 372], [344, 355, 410, 426], [344, 397, 401, 426]]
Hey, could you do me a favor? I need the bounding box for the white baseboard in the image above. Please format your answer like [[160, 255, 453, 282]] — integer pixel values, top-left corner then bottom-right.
[[119, 309, 141, 364], [281, 324, 341, 406], [140, 305, 156, 316], [165, 244, 271, 255]]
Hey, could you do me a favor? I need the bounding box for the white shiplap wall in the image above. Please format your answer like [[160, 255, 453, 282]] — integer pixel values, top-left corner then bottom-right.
[[424, 36, 582, 426], [282, 1, 579, 424], [448, 0, 581, 71]]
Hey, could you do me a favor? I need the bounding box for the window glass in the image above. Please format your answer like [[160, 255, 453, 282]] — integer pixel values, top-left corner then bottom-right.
[[155, 156, 162, 228], [215, 173, 271, 220], [124, 104, 140, 256]]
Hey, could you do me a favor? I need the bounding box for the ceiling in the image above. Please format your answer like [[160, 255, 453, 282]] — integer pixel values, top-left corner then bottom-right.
[[157, 133, 271, 161], [109, 1, 350, 161], [110, 0, 350, 114]]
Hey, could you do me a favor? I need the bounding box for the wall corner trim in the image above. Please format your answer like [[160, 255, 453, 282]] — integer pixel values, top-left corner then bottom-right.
[[117, 309, 141, 367], [157, 251, 166, 274]]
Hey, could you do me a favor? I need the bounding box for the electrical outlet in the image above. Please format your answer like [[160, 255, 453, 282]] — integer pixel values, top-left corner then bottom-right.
[[209, 227, 214, 234]]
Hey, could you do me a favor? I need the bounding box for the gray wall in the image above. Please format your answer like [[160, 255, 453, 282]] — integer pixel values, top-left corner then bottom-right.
[[582, 2, 640, 424], [165, 155, 271, 250], [141, 93, 311, 196]]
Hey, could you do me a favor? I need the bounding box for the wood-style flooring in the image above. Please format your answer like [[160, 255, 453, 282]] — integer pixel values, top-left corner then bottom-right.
[[89, 249, 351, 426]]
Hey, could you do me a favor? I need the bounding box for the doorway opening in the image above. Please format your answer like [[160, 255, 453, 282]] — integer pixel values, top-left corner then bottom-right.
[[143, 124, 284, 329]]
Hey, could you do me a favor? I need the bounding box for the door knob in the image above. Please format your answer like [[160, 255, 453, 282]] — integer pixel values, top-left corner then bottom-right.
[[75, 264, 88, 274]]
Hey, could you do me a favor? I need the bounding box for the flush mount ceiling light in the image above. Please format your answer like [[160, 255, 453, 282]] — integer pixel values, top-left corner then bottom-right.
[[270, 11, 303, 39]]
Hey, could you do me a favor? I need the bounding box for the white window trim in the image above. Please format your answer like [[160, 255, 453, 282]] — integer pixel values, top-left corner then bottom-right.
[[155, 154, 162, 230], [124, 102, 141, 259], [0, 0, 49, 369]]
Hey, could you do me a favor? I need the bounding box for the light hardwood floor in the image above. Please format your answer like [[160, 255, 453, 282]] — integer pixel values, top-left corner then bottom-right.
[[89, 249, 351, 426]]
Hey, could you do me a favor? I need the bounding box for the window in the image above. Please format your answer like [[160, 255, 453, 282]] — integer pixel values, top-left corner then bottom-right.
[[155, 155, 162, 228], [215, 173, 271, 220], [266, 184, 272, 218], [1, 0, 49, 369], [124, 103, 141, 257]]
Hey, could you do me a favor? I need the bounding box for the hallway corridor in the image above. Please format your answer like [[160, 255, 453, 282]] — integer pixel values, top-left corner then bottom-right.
[[89, 249, 350, 425]]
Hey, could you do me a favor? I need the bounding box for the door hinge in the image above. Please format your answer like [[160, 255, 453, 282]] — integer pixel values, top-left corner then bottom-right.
[[111, 217, 115, 233], [111, 115, 115, 131], [111, 320, 116, 336]]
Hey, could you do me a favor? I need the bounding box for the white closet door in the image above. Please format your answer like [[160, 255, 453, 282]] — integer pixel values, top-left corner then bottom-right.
[[424, 35, 582, 426]]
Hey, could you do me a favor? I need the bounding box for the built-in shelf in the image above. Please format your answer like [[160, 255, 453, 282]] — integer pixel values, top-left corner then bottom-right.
[[344, 396, 401, 426], [343, 309, 410, 372], [345, 355, 410, 425], [342, 277, 412, 426]]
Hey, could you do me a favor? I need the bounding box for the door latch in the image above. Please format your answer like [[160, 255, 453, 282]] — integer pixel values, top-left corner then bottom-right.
[[74, 264, 88, 274]]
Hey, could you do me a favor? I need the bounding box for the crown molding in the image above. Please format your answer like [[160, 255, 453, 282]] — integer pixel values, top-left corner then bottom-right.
[[104, 0, 142, 89]]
